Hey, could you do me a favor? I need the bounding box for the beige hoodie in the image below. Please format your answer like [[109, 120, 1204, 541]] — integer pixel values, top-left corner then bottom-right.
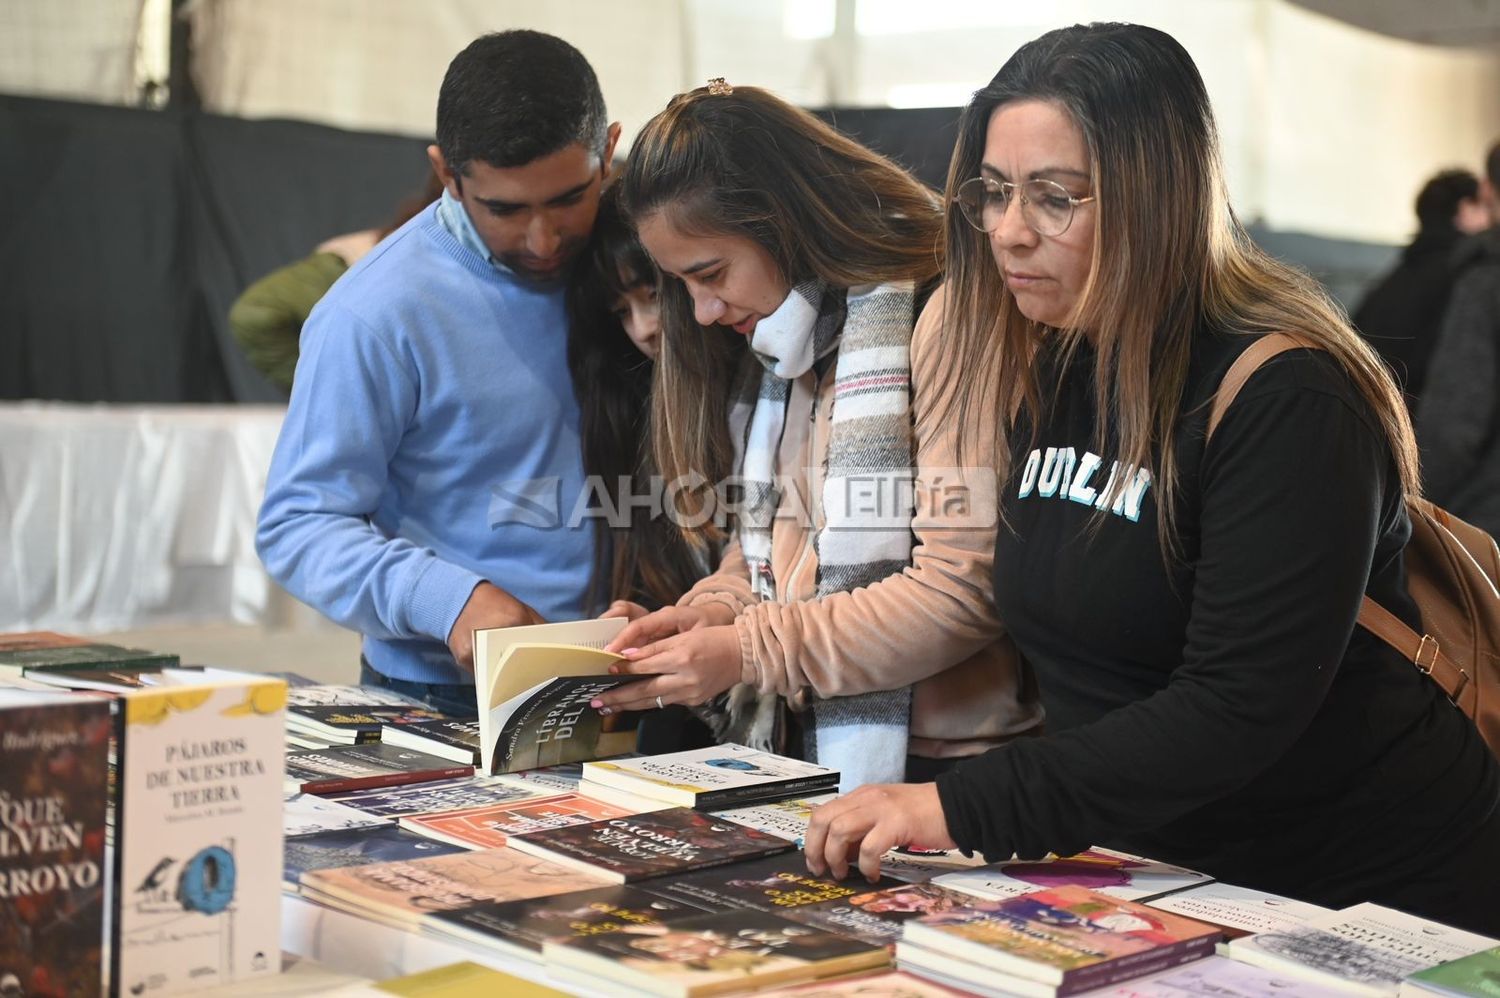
[[679, 287, 1043, 758]]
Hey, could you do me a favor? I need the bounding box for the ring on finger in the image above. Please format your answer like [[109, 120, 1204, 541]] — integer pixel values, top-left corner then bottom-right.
[[655, 694, 664, 709]]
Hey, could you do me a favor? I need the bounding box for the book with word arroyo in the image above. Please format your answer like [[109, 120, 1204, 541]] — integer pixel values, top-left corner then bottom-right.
[[299, 846, 609, 930], [543, 907, 890, 997], [0, 631, 178, 676], [0, 691, 113, 997], [380, 716, 482, 765], [281, 824, 466, 892], [583, 743, 839, 810], [400, 793, 644, 850], [113, 675, 286, 995], [473, 618, 650, 775], [283, 743, 474, 794], [934, 847, 1212, 904], [508, 806, 795, 884], [897, 884, 1221, 997], [424, 883, 718, 962], [1226, 903, 1498, 997], [325, 775, 549, 819]]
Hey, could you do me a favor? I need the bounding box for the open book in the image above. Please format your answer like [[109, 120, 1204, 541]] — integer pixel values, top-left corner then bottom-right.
[[472, 618, 644, 775]]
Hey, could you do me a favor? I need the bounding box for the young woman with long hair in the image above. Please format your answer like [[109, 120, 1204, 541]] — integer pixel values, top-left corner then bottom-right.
[[591, 84, 1042, 790], [804, 23, 1499, 935]]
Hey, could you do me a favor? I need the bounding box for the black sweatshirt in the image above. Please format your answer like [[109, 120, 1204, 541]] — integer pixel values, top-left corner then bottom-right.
[[936, 330, 1500, 927]]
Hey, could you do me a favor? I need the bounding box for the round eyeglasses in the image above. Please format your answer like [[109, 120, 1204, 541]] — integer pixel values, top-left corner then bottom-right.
[[954, 176, 1095, 237]]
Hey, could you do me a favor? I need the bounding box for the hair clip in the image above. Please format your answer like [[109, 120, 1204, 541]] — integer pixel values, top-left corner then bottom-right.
[[706, 77, 734, 96]]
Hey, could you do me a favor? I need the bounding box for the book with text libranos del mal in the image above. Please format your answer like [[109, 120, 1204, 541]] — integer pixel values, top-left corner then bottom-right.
[[113, 675, 286, 996], [473, 618, 641, 775]]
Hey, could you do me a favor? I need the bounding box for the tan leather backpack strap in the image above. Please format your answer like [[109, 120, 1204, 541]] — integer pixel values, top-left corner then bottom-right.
[[1205, 333, 1320, 445], [1357, 595, 1473, 705]]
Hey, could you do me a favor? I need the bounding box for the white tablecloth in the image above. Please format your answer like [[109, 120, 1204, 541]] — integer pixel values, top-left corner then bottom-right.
[[1, 402, 290, 631]]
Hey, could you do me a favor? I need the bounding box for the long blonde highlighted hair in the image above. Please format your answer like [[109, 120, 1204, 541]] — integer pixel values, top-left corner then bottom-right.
[[940, 23, 1418, 558], [620, 85, 944, 544]]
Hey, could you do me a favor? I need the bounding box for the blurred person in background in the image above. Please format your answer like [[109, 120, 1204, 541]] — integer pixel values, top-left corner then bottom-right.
[[229, 171, 444, 393], [1352, 168, 1488, 407], [1417, 141, 1500, 536]]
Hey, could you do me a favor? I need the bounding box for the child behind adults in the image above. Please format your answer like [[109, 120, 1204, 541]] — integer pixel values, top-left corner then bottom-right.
[[802, 22, 1500, 936], [590, 83, 1042, 790]]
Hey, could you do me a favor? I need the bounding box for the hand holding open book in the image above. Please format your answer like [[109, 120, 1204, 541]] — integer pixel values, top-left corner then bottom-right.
[[592, 603, 743, 714]]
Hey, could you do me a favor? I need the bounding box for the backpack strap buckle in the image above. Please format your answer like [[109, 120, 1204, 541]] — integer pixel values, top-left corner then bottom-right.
[[1415, 634, 1440, 674]]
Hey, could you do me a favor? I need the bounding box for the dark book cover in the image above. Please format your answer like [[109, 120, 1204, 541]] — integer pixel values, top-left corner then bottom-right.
[[284, 743, 474, 793], [509, 807, 793, 884], [493, 675, 638, 773], [0, 631, 178, 673], [286, 704, 450, 743], [546, 908, 888, 992], [0, 694, 113, 996], [427, 884, 717, 957], [282, 825, 466, 886], [644, 852, 904, 915], [382, 717, 481, 764]]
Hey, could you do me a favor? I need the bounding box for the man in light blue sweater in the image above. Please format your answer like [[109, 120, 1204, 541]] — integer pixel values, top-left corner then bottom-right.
[[257, 31, 621, 710]]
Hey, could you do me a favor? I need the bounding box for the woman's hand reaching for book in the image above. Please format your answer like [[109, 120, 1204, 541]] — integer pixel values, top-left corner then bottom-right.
[[804, 783, 958, 883], [590, 624, 743, 714]]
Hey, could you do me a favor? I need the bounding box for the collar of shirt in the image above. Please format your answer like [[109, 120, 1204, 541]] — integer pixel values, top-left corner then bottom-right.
[[436, 188, 500, 269]]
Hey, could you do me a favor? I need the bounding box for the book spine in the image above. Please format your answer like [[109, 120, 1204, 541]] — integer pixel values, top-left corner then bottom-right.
[[1057, 933, 1219, 996], [299, 765, 473, 795], [694, 775, 841, 810]]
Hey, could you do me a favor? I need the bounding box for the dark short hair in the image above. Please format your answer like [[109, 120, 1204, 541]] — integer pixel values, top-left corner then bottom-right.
[[1415, 168, 1479, 231], [436, 30, 607, 174], [1487, 140, 1500, 191]]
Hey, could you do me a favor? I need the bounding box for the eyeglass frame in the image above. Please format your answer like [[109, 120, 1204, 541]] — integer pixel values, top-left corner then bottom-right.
[[954, 176, 1096, 237]]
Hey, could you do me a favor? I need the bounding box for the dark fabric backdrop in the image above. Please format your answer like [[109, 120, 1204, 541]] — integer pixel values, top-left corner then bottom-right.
[[0, 96, 1393, 403]]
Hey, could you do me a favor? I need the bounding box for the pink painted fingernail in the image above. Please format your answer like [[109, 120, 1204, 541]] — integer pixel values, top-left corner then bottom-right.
[[622, 647, 639, 656]]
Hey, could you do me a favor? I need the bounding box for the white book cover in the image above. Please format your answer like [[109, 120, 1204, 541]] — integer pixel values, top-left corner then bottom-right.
[[115, 678, 286, 996], [582, 743, 838, 807], [1148, 882, 1333, 937], [1227, 903, 1498, 996], [1091, 953, 1352, 996], [283, 684, 427, 708], [282, 793, 392, 838], [712, 793, 839, 844], [934, 846, 1210, 902]]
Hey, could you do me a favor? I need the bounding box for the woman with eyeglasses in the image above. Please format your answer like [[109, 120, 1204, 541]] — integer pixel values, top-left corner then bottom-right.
[[805, 23, 1500, 935], [590, 83, 1042, 790]]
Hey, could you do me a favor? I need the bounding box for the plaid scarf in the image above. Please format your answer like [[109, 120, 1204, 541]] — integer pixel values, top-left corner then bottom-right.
[[726, 279, 918, 791]]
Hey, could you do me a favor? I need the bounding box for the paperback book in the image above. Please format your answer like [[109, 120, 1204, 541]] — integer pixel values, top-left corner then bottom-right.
[[582, 744, 839, 809], [475, 627, 640, 774], [1403, 946, 1500, 998], [424, 884, 717, 962], [300, 846, 607, 929], [897, 884, 1221, 997], [934, 847, 1211, 903], [285, 703, 452, 745], [779, 881, 979, 948], [0, 631, 177, 676], [643, 853, 904, 916], [326, 776, 549, 819], [281, 825, 466, 891], [1090, 954, 1352, 997], [24, 665, 199, 692], [543, 907, 891, 997], [282, 792, 392, 838], [114, 676, 286, 995], [400, 793, 641, 849], [762, 971, 972, 996], [1226, 903, 1497, 996], [380, 717, 482, 765], [508, 807, 794, 884], [283, 743, 474, 794], [711, 793, 838, 845], [1146, 882, 1332, 939], [285, 685, 429, 708], [0, 691, 113, 997]]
